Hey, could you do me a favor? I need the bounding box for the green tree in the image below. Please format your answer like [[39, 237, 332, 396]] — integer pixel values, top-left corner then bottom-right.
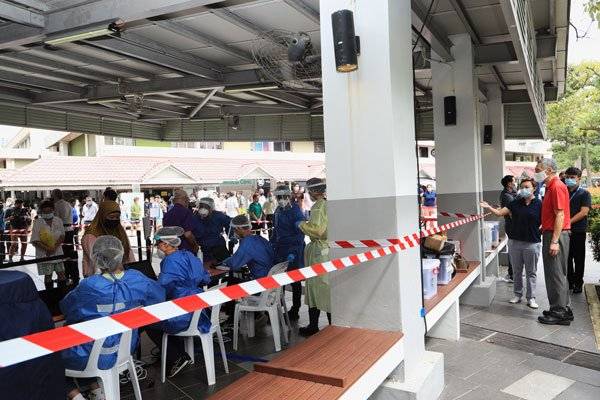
[[546, 62, 600, 176], [586, 0, 600, 22]]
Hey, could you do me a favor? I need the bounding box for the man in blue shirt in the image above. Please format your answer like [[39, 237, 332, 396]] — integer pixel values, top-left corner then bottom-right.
[[500, 175, 517, 282], [222, 215, 274, 280], [564, 167, 592, 294], [193, 197, 231, 267], [162, 189, 199, 255]]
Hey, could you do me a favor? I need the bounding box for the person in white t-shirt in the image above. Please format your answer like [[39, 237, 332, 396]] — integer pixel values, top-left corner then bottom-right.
[[31, 200, 66, 290], [81, 197, 99, 224], [225, 192, 239, 218]]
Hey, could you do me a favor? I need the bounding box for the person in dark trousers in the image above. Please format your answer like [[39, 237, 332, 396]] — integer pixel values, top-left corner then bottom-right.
[[564, 167, 591, 294], [500, 175, 517, 282], [535, 159, 573, 325]]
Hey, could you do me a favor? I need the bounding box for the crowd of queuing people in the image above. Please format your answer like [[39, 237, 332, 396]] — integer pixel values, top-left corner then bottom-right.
[[481, 159, 592, 326], [0, 180, 327, 400]]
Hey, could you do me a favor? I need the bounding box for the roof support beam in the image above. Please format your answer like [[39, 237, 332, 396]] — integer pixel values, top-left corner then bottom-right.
[[0, 70, 82, 93], [0, 23, 44, 49], [33, 70, 266, 104], [189, 88, 219, 118], [250, 90, 310, 108], [0, 52, 118, 83], [282, 0, 319, 24], [45, 0, 223, 33], [0, 87, 32, 103], [30, 47, 157, 80], [191, 105, 311, 120], [0, 1, 45, 27], [502, 87, 558, 104], [84, 34, 222, 80], [411, 0, 454, 62], [0, 59, 95, 85], [155, 21, 253, 62], [211, 8, 267, 38], [475, 36, 556, 64]]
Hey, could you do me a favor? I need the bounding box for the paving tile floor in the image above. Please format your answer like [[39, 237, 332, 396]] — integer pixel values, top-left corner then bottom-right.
[[460, 242, 600, 355]]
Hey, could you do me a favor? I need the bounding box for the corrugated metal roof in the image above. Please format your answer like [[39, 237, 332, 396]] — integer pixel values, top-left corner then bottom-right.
[[0, 154, 326, 189]]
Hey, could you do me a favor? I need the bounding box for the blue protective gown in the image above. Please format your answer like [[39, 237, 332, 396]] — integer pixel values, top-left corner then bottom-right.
[[272, 203, 306, 269], [159, 250, 212, 334], [223, 235, 275, 279], [193, 211, 231, 261], [60, 269, 165, 371]]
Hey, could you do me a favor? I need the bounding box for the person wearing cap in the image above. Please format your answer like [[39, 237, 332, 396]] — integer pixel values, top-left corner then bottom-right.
[[272, 185, 306, 320], [60, 236, 164, 400], [298, 178, 330, 337], [145, 226, 211, 378], [162, 189, 200, 255], [193, 197, 232, 267], [222, 215, 275, 280]]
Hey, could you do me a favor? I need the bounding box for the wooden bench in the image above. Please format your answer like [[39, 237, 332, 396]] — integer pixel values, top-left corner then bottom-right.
[[209, 326, 404, 399]]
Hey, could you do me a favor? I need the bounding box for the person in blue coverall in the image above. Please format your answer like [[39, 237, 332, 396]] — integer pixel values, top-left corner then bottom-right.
[[193, 197, 231, 267], [271, 185, 306, 320], [145, 226, 211, 379], [60, 235, 164, 400], [222, 214, 275, 280]]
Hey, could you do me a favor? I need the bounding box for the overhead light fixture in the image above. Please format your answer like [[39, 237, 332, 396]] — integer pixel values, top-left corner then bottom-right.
[[223, 84, 279, 93], [331, 9, 360, 73], [45, 19, 123, 46], [87, 96, 127, 104]]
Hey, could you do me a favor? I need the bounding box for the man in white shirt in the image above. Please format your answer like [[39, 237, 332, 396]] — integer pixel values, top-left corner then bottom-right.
[[52, 189, 79, 285], [258, 188, 267, 207], [81, 196, 99, 224], [225, 192, 239, 218]]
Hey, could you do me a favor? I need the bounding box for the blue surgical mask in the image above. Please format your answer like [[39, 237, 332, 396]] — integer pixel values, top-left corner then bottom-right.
[[565, 178, 578, 188], [518, 188, 532, 198]]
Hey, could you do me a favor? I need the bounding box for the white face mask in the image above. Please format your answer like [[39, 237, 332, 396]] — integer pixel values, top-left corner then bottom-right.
[[277, 199, 289, 208], [157, 249, 166, 259], [40, 213, 54, 220], [534, 171, 547, 183], [198, 208, 210, 217]]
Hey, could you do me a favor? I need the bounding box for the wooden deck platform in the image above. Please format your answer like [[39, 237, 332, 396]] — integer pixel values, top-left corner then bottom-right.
[[209, 326, 404, 399]]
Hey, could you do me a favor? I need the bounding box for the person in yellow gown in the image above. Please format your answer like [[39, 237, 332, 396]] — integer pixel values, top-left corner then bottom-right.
[[298, 178, 330, 337]]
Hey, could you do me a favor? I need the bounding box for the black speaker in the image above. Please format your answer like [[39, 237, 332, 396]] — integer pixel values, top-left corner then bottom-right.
[[332, 9, 359, 73], [444, 96, 456, 126], [483, 125, 493, 145]]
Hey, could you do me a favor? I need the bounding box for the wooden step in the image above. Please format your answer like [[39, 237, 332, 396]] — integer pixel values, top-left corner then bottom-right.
[[209, 326, 403, 399]]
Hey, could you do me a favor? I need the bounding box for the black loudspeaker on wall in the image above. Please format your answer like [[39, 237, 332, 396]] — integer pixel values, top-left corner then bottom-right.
[[444, 96, 456, 126], [483, 125, 493, 145]]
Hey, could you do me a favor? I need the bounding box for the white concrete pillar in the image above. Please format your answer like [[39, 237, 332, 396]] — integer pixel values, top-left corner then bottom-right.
[[432, 34, 495, 305], [320, 1, 443, 398], [481, 84, 506, 204]]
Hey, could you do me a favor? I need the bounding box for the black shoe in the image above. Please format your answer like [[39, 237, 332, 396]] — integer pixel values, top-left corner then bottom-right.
[[538, 311, 571, 326], [288, 308, 299, 321], [168, 354, 192, 378], [298, 325, 319, 337], [542, 307, 574, 321], [573, 286, 583, 294]]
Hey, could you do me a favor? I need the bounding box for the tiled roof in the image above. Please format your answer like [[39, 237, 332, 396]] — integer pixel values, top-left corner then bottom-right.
[[0, 155, 326, 189]]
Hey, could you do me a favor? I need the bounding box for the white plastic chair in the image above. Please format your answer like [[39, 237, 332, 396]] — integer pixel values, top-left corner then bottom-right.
[[65, 330, 142, 400], [233, 261, 290, 352], [160, 283, 229, 386]]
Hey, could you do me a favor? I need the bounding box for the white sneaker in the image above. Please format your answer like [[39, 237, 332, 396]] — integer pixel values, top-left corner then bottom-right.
[[509, 296, 521, 304], [527, 299, 539, 309], [89, 388, 105, 400]]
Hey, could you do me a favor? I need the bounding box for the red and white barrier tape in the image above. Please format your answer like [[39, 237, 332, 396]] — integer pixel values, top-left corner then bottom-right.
[[330, 214, 486, 248], [0, 213, 484, 367], [437, 211, 480, 219]]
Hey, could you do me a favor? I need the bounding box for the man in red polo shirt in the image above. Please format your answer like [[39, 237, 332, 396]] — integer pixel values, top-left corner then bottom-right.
[[535, 158, 572, 325]]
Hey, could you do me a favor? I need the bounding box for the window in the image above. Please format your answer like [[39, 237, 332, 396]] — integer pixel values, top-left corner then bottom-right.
[[419, 146, 429, 158], [273, 141, 291, 152], [104, 136, 135, 146], [15, 136, 30, 149], [314, 141, 325, 153]]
